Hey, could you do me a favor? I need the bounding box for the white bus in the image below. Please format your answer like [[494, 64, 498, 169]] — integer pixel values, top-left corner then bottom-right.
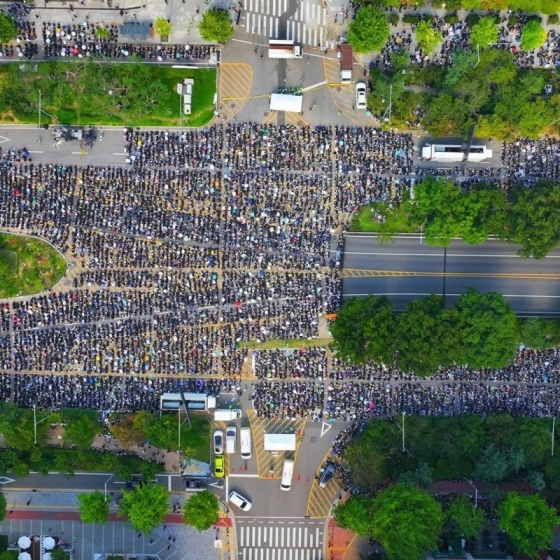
[[421, 144, 492, 163]]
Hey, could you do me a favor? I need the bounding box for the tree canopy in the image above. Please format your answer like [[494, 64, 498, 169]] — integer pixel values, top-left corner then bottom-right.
[[415, 21, 443, 54], [372, 484, 443, 559], [470, 16, 499, 49], [347, 5, 390, 53], [183, 490, 220, 532], [506, 181, 560, 259], [153, 17, 172, 37], [456, 288, 519, 369], [520, 20, 547, 51], [498, 493, 558, 557], [329, 295, 395, 364], [119, 484, 169, 533], [78, 491, 110, 524], [333, 496, 374, 537], [0, 14, 17, 44], [63, 409, 99, 449], [444, 495, 486, 544], [198, 8, 234, 44], [0, 492, 6, 524]]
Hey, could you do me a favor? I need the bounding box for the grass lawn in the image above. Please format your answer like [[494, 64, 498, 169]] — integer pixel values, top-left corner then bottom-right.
[[0, 63, 216, 128], [349, 201, 419, 238], [237, 338, 332, 350], [0, 535, 8, 553], [146, 412, 211, 463], [0, 233, 67, 297]]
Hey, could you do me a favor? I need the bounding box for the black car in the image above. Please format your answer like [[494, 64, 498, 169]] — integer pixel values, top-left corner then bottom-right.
[[185, 478, 204, 489], [318, 464, 336, 488], [126, 475, 143, 489]]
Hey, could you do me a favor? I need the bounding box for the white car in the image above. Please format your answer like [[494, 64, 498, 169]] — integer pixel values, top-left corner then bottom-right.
[[229, 490, 252, 511], [355, 82, 367, 110], [226, 425, 237, 454], [213, 429, 224, 455]]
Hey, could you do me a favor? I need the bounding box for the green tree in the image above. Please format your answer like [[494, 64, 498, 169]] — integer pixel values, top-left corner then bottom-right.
[[0, 14, 17, 43], [426, 93, 471, 136], [120, 483, 169, 533], [519, 318, 559, 349], [470, 16, 498, 49], [0, 552, 18, 560], [444, 49, 479, 88], [474, 444, 510, 482], [372, 484, 443, 560], [0, 492, 6, 523], [333, 496, 375, 537], [50, 549, 69, 560], [63, 410, 99, 450], [110, 413, 147, 449], [198, 8, 234, 43], [415, 20, 443, 54], [347, 5, 390, 53], [183, 490, 220, 532], [456, 288, 519, 369], [445, 495, 486, 543], [506, 181, 560, 258], [153, 17, 172, 37], [395, 295, 460, 377], [520, 20, 547, 51], [3, 409, 49, 451], [525, 470, 546, 492], [497, 493, 558, 557], [330, 296, 395, 364], [78, 491, 110, 524]]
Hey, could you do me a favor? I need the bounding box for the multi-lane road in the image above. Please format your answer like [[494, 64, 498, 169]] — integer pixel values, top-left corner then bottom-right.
[[342, 234, 560, 316]]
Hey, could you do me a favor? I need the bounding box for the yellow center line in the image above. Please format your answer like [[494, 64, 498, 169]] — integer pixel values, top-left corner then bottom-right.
[[341, 269, 560, 279]]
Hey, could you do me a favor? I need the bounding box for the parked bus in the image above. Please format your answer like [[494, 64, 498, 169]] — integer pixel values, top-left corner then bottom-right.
[[421, 144, 492, 163]]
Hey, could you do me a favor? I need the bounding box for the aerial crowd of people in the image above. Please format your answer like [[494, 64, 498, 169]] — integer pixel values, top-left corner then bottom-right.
[[0, 124, 558, 422]]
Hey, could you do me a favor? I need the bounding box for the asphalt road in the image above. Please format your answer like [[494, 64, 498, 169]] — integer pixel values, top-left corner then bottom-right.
[[342, 234, 560, 316]]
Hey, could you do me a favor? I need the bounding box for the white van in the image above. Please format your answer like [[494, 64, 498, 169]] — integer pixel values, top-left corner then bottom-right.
[[240, 427, 252, 459], [280, 459, 294, 491]]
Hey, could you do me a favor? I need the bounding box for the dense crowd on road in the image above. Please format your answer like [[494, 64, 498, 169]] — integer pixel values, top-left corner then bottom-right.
[[0, 124, 558, 420]]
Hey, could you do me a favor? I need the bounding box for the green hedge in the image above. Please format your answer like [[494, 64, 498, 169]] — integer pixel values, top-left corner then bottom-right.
[[466, 13, 480, 26], [444, 14, 459, 24], [549, 13, 559, 22], [403, 14, 421, 24]]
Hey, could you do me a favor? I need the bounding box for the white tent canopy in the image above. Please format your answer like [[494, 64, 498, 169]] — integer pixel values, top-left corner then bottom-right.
[[18, 537, 31, 550], [43, 537, 55, 550], [19, 552, 31, 560], [270, 94, 303, 113]]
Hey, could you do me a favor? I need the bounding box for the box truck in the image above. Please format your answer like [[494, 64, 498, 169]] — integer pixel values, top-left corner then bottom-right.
[[340, 44, 353, 84], [269, 39, 303, 59], [214, 409, 242, 421]]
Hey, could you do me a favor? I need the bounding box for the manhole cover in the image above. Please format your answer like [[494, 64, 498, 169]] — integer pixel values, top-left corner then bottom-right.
[[309, 436, 317, 443], [230, 103, 236, 109], [336, 87, 341, 92]]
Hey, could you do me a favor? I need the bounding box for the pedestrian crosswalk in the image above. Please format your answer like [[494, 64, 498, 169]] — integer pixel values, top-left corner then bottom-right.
[[242, 0, 327, 47], [238, 524, 324, 560]]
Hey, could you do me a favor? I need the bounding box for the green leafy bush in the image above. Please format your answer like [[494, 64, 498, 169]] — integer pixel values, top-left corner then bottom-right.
[[444, 14, 459, 24], [549, 14, 560, 23], [403, 14, 420, 24], [466, 13, 480, 26]]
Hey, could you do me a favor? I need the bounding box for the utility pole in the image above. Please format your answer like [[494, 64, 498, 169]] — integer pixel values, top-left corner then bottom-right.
[[395, 411, 406, 452], [33, 404, 37, 445], [464, 478, 478, 507], [473, 43, 480, 68], [548, 417, 556, 456], [388, 83, 392, 125], [38, 91, 41, 130]]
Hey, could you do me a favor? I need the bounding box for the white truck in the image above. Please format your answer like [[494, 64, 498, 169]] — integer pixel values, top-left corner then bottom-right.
[[214, 409, 242, 421], [340, 44, 353, 84], [268, 39, 303, 59]]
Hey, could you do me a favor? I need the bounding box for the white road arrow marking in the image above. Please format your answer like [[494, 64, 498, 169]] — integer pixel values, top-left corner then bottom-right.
[[0, 135, 10, 144], [320, 422, 332, 437]]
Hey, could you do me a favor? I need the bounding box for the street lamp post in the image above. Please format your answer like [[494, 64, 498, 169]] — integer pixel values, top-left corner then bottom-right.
[[464, 478, 478, 507], [104, 474, 114, 499], [548, 417, 556, 456], [395, 411, 406, 452], [33, 404, 52, 445]]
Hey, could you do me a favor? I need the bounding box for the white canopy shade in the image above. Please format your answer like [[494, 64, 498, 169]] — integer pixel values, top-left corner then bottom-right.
[[18, 537, 31, 549], [270, 94, 303, 113], [44, 553, 52, 560], [43, 537, 55, 550], [19, 552, 31, 560]]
